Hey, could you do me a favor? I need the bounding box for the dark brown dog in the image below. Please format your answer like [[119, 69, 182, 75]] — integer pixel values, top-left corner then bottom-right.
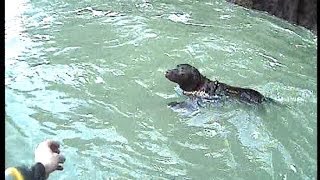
[[165, 64, 267, 104]]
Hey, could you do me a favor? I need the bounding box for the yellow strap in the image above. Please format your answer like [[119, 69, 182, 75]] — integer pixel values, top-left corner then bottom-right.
[[5, 167, 24, 180]]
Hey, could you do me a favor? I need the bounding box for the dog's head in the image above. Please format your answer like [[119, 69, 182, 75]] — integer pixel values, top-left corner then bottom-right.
[[165, 64, 205, 91]]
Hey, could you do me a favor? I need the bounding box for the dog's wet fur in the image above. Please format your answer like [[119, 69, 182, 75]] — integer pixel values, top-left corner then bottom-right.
[[165, 64, 269, 104]]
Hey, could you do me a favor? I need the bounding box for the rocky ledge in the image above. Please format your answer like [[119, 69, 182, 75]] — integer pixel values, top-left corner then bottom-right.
[[227, 0, 317, 33]]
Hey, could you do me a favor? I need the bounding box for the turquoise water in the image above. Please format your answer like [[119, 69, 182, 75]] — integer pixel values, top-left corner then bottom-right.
[[5, 0, 317, 179]]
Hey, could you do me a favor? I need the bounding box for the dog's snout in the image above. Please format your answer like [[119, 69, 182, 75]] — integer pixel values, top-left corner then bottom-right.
[[165, 70, 169, 78], [165, 69, 172, 74]]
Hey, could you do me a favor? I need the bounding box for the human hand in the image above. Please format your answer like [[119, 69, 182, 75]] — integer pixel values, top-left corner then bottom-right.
[[34, 140, 66, 178]]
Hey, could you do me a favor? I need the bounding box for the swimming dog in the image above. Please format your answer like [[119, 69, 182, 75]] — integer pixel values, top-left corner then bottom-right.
[[165, 64, 268, 104]]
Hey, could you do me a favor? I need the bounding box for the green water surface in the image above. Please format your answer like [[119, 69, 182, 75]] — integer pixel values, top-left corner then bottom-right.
[[5, 0, 317, 179]]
